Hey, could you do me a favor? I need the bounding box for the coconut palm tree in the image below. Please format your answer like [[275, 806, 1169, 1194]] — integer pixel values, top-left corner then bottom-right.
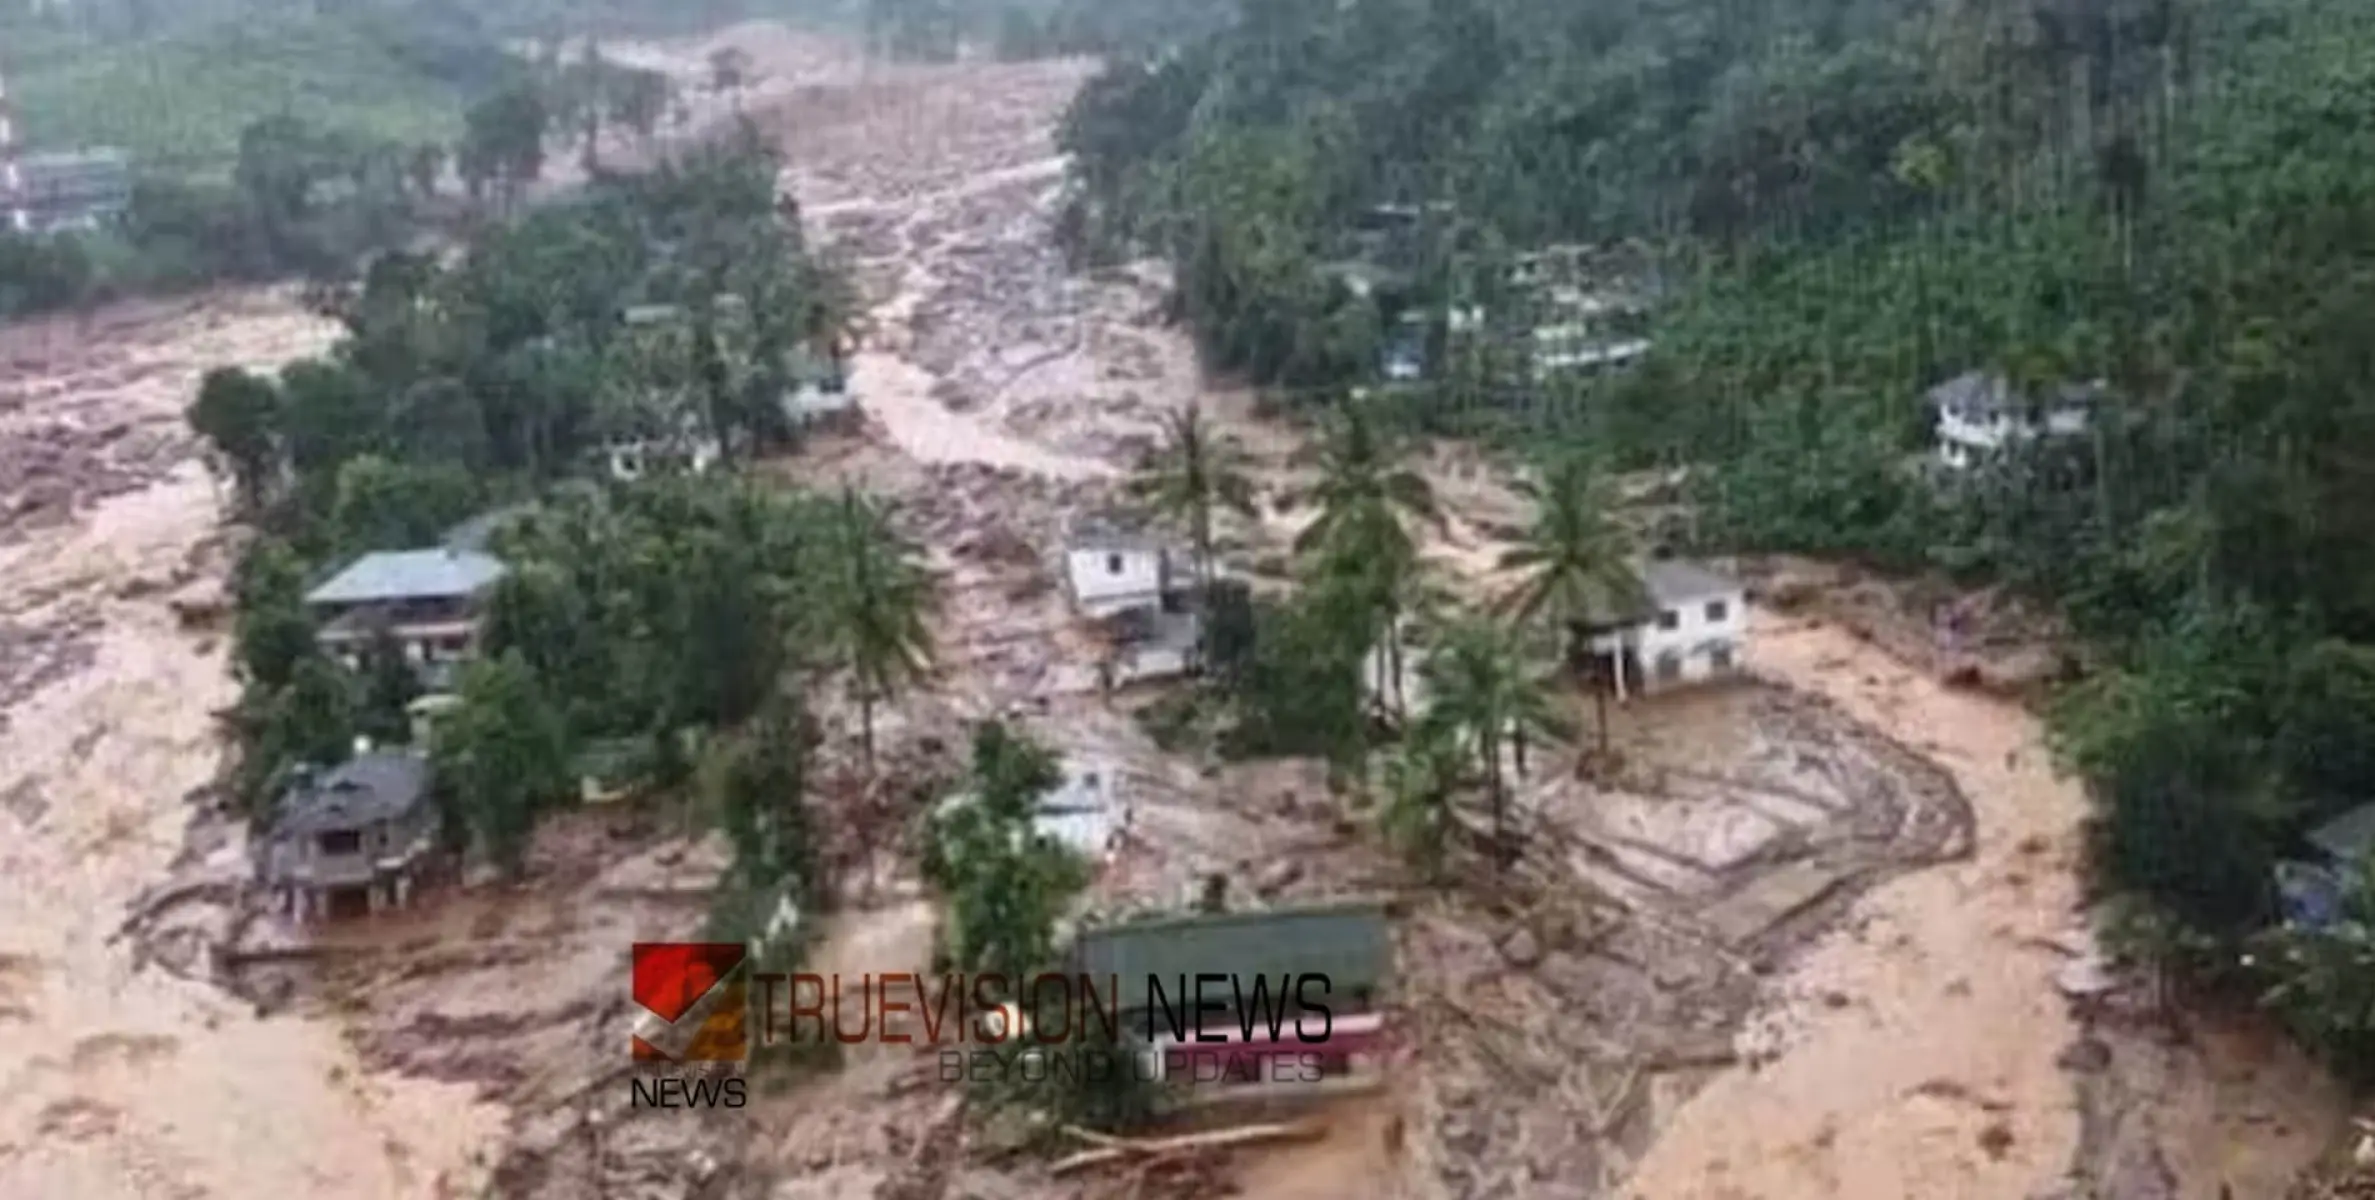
[[1296, 401, 1442, 721], [1416, 617, 1570, 863], [1128, 404, 1261, 597], [1378, 719, 1463, 881], [1495, 453, 1644, 755], [824, 484, 936, 777]]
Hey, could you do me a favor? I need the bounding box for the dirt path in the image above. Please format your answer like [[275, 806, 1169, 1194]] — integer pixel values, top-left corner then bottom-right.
[[1622, 612, 2088, 1197], [0, 295, 504, 1199]]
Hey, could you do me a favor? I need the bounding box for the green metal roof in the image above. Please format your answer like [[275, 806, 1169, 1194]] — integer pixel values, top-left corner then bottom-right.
[[1069, 900, 1391, 1014]]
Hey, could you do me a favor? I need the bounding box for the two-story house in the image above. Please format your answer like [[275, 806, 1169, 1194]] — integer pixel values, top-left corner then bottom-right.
[[1587, 558, 1748, 699], [306, 547, 507, 692], [1064, 511, 1199, 686], [259, 750, 438, 921], [1929, 371, 2099, 472]]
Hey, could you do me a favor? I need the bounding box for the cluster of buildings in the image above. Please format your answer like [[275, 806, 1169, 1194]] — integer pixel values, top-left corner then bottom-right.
[[0, 67, 133, 234]]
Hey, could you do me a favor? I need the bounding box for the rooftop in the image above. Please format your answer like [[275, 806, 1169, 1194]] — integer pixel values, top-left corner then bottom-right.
[[306, 549, 507, 607], [1069, 510, 1177, 555], [2309, 803, 2375, 865], [272, 752, 431, 838], [1070, 900, 1392, 1014], [1928, 371, 2102, 419], [1642, 558, 1741, 608]]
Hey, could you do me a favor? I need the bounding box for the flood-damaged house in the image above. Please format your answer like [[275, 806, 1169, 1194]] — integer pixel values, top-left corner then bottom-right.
[[306, 546, 507, 692], [1068, 901, 1392, 1102], [1064, 511, 1201, 687], [259, 749, 438, 921], [1585, 558, 1748, 699], [1929, 370, 2100, 473]]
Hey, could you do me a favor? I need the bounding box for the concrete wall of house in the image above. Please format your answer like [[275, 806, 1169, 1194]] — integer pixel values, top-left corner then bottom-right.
[[1588, 590, 1746, 692], [1637, 589, 1746, 686], [1936, 406, 2090, 470], [1069, 547, 1168, 618]]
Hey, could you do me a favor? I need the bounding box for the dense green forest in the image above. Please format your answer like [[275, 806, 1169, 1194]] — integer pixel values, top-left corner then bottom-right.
[[0, 4, 702, 317], [1059, 0, 2375, 1077]]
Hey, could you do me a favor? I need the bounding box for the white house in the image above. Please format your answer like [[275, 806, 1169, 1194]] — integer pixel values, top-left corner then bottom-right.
[[1929, 371, 2099, 472], [1064, 512, 1199, 686], [1588, 558, 1747, 699]]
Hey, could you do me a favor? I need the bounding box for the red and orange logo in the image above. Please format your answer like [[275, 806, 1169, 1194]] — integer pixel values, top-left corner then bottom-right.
[[631, 943, 748, 1062]]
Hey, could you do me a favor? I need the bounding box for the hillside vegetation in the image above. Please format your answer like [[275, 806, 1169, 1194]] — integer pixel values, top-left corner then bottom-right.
[[1060, 0, 2375, 1080]]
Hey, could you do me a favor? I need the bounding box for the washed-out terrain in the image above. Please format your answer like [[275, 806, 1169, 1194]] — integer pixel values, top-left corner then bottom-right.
[[0, 22, 2352, 1200]]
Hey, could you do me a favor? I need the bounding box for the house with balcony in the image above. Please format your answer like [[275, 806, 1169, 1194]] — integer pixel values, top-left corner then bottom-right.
[[1929, 371, 2100, 472], [1064, 511, 1200, 687], [1585, 558, 1748, 700], [306, 547, 507, 692], [259, 750, 438, 921]]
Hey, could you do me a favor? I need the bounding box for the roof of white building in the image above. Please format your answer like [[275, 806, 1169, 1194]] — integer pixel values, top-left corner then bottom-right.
[[1068, 510, 1177, 555], [1641, 558, 1741, 608], [1928, 371, 2102, 419]]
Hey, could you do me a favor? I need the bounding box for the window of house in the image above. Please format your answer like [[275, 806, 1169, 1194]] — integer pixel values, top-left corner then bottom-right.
[[1107, 553, 1125, 575], [1657, 609, 1679, 631], [1711, 644, 1735, 672], [1705, 600, 1729, 623], [1656, 651, 1683, 682], [318, 829, 362, 856]]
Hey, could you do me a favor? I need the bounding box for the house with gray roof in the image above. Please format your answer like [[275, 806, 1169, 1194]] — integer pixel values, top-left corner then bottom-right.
[[1582, 556, 1749, 699], [1929, 371, 2101, 472], [306, 547, 507, 691], [260, 749, 439, 921]]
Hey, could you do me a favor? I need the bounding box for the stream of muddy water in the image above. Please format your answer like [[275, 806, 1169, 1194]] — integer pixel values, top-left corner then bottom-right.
[[0, 297, 503, 1199]]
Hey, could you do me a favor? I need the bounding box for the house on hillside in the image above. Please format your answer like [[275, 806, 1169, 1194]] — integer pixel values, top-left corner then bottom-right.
[[258, 749, 439, 922], [1069, 901, 1392, 1099], [306, 547, 507, 691], [7, 149, 133, 234], [1585, 558, 1748, 700], [1929, 371, 2100, 472], [1064, 511, 1200, 687]]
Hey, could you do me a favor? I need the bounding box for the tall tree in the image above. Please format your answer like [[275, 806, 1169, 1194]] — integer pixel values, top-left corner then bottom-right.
[[1495, 453, 1644, 752], [823, 485, 936, 777], [433, 651, 574, 877], [189, 367, 284, 514], [1295, 401, 1441, 720], [1416, 617, 1569, 863], [1128, 403, 1260, 597]]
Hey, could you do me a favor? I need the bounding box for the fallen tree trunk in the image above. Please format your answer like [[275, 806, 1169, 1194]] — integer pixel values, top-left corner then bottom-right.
[[1049, 1120, 1323, 1176]]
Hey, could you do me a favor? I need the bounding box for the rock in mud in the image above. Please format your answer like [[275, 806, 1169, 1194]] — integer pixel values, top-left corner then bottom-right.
[[1498, 928, 1543, 969]]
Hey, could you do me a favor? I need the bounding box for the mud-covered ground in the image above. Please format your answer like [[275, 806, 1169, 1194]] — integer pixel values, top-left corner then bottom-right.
[[0, 21, 2352, 1200]]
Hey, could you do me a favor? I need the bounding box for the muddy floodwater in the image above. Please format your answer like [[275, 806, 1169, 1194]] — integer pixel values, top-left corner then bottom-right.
[[0, 297, 504, 1199]]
